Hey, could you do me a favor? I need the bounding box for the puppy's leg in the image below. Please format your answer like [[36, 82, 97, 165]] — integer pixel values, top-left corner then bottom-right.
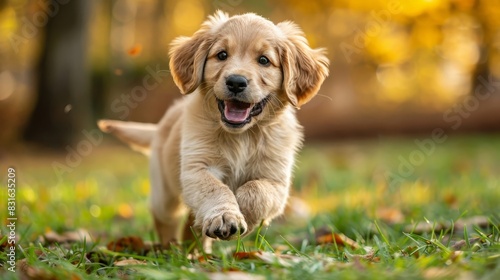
[[150, 149, 186, 246], [235, 179, 289, 232], [182, 169, 247, 241], [152, 197, 186, 246]]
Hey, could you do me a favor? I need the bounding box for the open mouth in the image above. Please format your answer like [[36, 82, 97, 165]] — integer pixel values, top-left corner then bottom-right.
[[217, 97, 269, 128]]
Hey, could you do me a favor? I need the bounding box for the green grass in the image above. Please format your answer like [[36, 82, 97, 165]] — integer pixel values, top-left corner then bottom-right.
[[1, 134, 500, 279]]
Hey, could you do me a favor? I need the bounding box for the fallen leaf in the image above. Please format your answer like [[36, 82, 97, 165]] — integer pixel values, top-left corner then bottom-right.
[[17, 258, 82, 280], [195, 253, 216, 263], [315, 228, 360, 249], [345, 247, 380, 263], [114, 258, 147, 266], [402, 246, 420, 258], [450, 236, 486, 251], [233, 251, 301, 267], [255, 251, 302, 267], [208, 272, 265, 280], [107, 236, 146, 254], [233, 251, 262, 260], [41, 229, 92, 244], [375, 207, 404, 224]]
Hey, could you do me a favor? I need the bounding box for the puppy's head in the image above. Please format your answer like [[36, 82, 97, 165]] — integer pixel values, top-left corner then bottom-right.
[[169, 11, 329, 133]]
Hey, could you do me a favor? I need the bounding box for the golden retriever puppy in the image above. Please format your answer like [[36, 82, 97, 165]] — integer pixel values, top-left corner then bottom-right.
[[99, 11, 329, 249]]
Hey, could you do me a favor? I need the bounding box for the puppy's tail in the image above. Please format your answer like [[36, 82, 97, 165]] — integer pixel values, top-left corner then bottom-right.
[[98, 120, 156, 156]]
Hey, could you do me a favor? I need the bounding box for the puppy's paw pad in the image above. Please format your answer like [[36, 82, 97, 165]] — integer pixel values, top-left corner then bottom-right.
[[203, 212, 247, 240]]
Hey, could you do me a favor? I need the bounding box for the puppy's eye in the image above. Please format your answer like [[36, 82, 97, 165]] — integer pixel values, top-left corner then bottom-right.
[[258, 56, 270, 65], [217, 51, 228, 61]]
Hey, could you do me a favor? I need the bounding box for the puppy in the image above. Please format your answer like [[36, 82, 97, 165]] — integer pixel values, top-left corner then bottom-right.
[[99, 11, 329, 249]]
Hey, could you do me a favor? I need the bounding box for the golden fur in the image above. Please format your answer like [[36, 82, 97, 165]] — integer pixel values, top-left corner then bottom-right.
[[99, 11, 329, 249]]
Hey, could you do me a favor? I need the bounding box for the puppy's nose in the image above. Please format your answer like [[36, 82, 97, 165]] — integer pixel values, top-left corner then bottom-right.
[[226, 75, 248, 94]]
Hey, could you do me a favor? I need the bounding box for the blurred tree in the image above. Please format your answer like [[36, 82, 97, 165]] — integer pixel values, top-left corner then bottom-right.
[[23, 0, 93, 149], [471, 0, 500, 95]]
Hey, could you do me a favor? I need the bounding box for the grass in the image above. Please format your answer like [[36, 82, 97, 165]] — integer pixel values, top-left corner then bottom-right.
[[1, 133, 500, 279]]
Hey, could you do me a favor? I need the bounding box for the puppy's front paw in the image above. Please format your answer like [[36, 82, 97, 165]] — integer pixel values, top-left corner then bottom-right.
[[203, 211, 247, 240]]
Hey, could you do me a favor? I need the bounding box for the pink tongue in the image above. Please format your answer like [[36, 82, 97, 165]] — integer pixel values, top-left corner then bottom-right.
[[224, 100, 252, 123]]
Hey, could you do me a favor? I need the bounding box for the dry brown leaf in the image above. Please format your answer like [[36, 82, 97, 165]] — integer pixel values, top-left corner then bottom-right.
[[451, 236, 485, 251], [233, 251, 301, 267], [402, 246, 420, 258], [195, 253, 217, 263], [315, 228, 360, 249], [345, 249, 381, 263], [107, 236, 147, 254], [42, 229, 92, 244], [17, 258, 82, 280], [256, 251, 302, 267], [208, 272, 265, 280], [375, 207, 404, 224], [113, 258, 147, 266], [233, 251, 262, 260]]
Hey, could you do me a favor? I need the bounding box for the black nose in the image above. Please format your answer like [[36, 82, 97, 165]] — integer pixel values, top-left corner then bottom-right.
[[226, 75, 248, 94]]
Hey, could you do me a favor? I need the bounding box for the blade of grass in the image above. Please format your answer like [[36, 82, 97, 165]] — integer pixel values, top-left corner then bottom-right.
[[446, 219, 455, 247], [190, 226, 208, 261], [235, 229, 245, 253], [254, 220, 264, 249], [374, 220, 392, 251], [464, 225, 471, 250], [429, 238, 451, 256], [328, 226, 341, 257], [75, 237, 88, 269], [280, 235, 310, 259]]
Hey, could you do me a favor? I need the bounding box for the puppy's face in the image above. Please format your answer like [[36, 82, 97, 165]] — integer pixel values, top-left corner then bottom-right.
[[204, 19, 284, 131], [169, 12, 329, 133]]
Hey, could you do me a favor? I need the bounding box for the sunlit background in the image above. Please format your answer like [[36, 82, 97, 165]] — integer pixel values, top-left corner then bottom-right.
[[0, 0, 499, 251], [1, 0, 499, 146]]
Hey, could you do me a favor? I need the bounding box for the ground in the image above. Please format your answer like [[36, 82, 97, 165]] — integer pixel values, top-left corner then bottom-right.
[[1, 133, 499, 279]]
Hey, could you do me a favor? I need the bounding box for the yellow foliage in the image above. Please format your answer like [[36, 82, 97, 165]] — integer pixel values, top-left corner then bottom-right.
[[0, 6, 18, 46], [118, 203, 134, 218], [140, 179, 150, 196], [400, 0, 449, 18], [412, 21, 442, 49], [365, 26, 410, 64], [172, 0, 206, 35], [399, 181, 431, 205], [20, 186, 36, 204]]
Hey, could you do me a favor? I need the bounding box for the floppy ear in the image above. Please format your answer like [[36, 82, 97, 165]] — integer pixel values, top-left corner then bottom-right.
[[278, 21, 329, 108], [169, 11, 229, 94]]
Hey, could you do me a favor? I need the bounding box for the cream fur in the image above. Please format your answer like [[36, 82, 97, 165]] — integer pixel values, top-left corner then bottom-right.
[[99, 11, 329, 249]]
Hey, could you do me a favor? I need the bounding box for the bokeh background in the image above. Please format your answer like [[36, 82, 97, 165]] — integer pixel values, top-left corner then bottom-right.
[[1, 0, 500, 235], [1, 0, 500, 147]]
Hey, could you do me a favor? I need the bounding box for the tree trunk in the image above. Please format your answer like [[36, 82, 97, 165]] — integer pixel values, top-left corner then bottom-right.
[[23, 0, 92, 149]]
